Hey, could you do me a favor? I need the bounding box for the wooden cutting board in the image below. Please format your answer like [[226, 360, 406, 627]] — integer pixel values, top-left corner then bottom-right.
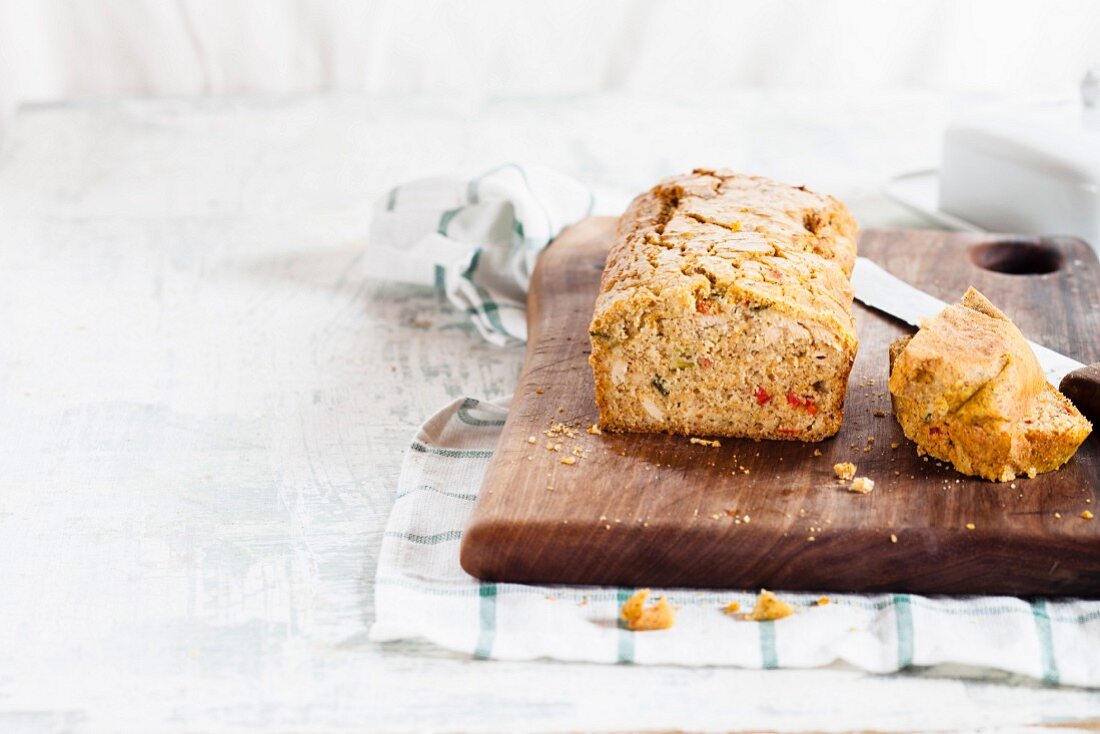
[[460, 218, 1100, 596]]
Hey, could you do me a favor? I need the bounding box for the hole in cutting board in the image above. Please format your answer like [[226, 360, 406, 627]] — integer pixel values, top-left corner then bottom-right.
[[969, 240, 1064, 275]]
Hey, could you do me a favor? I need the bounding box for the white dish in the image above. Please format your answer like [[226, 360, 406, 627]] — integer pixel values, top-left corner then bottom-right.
[[887, 95, 1100, 252], [883, 169, 986, 232], [938, 106, 1100, 249]]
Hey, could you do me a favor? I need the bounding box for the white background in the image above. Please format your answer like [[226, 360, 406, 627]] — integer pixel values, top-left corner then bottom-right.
[[4, 4, 1100, 733], [1, 0, 1099, 126], [4, 88, 1100, 734]]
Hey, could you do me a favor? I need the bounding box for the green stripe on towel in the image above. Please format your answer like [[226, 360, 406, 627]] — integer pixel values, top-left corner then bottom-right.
[[1031, 599, 1060, 685], [409, 441, 493, 459], [461, 250, 511, 338], [474, 582, 498, 659], [616, 587, 635, 664], [395, 484, 478, 502], [456, 398, 507, 427], [466, 162, 513, 205], [437, 207, 461, 236], [470, 163, 555, 247], [383, 530, 463, 545], [894, 593, 914, 669], [759, 621, 779, 669]]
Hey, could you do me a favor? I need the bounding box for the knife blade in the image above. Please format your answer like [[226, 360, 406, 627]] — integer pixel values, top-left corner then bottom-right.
[[851, 256, 1085, 387]]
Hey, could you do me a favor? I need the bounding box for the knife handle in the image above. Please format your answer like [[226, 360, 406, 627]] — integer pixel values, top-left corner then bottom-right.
[[1060, 363, 1100, 427]]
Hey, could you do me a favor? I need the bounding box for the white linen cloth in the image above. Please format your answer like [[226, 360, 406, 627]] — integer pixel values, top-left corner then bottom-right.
[[367, 163, 593, 345], [367, 165, 1100, 687]]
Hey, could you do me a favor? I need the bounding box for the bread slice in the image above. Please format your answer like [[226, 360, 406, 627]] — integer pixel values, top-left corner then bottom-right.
[[588, 169, 858, 441], [888, 287, 1091, 481]]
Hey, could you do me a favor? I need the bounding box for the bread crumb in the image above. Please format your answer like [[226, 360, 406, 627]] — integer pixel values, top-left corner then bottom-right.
[[849, 476, 875, 494], [807, 536, 816, 542], [866, 436, 875, 444], [1054, 512, 1062, 519], [817, 596, 830, 606], [560, 456, 576, 465], [834, 462, 857, 481], [1027, 467, 1037, 479], [890, 441, 900, 450], [965, 522, 976, 530], [546, 421, 578, 439], [587, 423, 602, 435], [748, 590, 795, 621], [722, 601, 741, 614], [890, 533, 898, 543], [527, 435, 537, 444], [689, 437, 721, 447], [874, 410, 887, 418], [1083, 510, 1095, 520], [811, 449, 823, 458], [620, 589, 676, 631], [535, 388, 544, 395]]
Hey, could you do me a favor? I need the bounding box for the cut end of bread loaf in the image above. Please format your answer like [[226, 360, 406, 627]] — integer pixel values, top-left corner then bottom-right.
[[589, 169, 859, 442], [888, 288, 1092, 481]]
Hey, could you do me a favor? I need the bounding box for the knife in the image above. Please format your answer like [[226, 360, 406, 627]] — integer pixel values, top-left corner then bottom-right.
[[851, 256, 1100, 423]]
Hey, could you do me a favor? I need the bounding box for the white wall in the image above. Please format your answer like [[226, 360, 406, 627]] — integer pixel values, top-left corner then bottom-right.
[[1, 0, 1098, 122]]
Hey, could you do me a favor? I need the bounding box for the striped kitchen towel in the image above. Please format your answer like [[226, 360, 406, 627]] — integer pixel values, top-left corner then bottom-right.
[[368, 164, 1100, 684], [368, 163, 595, 346], [369, 396, 1100, 686]]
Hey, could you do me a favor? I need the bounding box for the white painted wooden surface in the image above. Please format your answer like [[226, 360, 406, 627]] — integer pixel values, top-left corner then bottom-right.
[[1, 94, 1099, 733]]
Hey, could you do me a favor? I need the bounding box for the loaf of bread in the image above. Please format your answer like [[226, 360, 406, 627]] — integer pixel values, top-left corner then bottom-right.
[[888, 287, 1092, 482], [588, 169, 859, 441]]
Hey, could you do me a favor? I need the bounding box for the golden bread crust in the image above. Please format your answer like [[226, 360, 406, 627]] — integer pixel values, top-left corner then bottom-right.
[[888, 287, 1092, 481], [589, 169, 858, 441]]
